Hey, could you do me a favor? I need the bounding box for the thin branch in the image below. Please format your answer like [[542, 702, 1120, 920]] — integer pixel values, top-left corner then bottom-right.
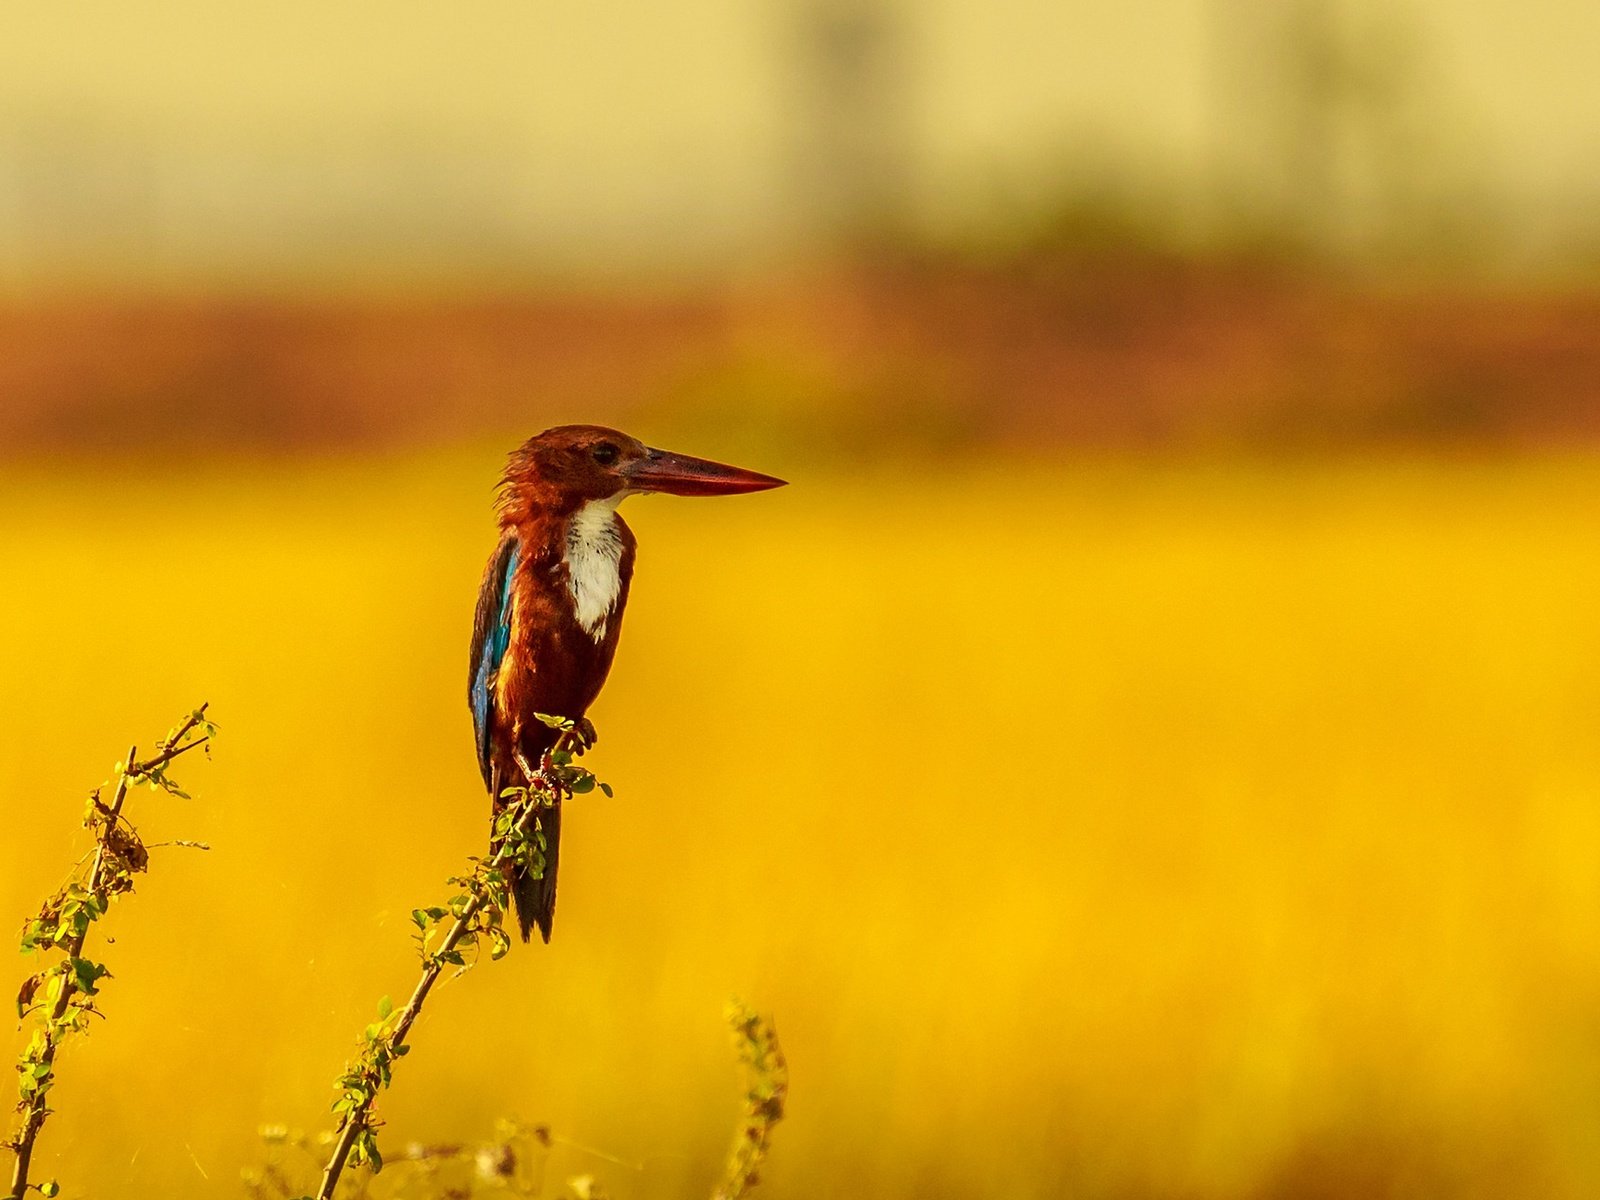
[[3, 740, 134, 1200], [314, 724, 591, 1200], [5, 706, 214, 1200], [138, 730, 211, 772]]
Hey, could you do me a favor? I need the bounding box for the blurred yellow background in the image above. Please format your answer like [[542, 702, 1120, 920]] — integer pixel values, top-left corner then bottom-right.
[[3, 3, 1600, 1199]]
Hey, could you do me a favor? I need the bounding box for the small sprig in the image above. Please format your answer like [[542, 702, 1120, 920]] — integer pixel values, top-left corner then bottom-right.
[[249, 998, 785, 1199], [712, 1001, 788, 1200], [5, 705, 216, 1200], [314, 718, 605, 1200], [246, 1118, 552, 1200]]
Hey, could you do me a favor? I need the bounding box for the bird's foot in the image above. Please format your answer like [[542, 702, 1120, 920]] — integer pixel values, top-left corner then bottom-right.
[[513, 747, 540, 786], [570, 717, 598, 753]]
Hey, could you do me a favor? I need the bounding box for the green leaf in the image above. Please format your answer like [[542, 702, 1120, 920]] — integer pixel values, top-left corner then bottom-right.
[[40, 1181, 60, 1198], [488, 928, 511, 961], [69, 956, 110, 996], [598, 782, 614, 798], [377, 995, 393, 1020]]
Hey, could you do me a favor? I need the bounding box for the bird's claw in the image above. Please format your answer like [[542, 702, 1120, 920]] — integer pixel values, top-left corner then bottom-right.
[[513, 747, 540, 786], [571, 718, 598, 753]]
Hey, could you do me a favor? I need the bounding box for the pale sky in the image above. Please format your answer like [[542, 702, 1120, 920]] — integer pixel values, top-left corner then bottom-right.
[[0, 0, 1594, 285]]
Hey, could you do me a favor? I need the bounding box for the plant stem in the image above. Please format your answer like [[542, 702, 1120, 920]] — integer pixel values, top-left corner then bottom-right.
[[313, 770, 558, 1200], [4, 742, 134, 1200], [6, 705, 211, 1200], [711, 1004, 789, 1200]]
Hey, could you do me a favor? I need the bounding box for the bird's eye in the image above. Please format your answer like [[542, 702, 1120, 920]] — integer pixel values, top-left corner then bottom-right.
[[592, 443, 620, 466]]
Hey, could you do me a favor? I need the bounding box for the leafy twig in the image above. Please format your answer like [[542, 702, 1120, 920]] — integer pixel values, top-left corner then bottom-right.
[[313, 718, 602, 1200], [712, 1002, 788, 1200], [5, 705, 216, 1200]]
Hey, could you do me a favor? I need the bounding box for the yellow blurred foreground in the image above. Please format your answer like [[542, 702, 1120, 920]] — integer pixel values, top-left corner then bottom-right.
[[4, 449, 1600, 1199]]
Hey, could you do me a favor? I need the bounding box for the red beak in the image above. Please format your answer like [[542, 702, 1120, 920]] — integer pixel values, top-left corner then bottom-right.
[[625, 447, 787, 497]]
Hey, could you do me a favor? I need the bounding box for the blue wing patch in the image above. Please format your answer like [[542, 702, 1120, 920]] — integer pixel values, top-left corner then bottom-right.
[[469, 537, 520, 788]]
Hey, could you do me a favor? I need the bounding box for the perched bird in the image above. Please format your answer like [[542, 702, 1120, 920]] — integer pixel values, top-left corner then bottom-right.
[[468, 425, 786, 942]]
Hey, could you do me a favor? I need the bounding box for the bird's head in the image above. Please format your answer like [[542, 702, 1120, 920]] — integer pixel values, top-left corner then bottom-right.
[[499, 425, 786, 518]]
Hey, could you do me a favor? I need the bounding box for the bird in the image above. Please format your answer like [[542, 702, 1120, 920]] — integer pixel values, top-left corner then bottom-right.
[[468, 425, 786, 943]]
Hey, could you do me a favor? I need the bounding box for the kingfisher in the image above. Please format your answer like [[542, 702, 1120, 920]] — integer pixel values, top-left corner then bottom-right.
[[468, 425, 785, 943]]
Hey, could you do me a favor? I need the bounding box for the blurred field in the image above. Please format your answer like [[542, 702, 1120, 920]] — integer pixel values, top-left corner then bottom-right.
[[5, 448, 1600, 1199], [3, 269, 1599, 456]]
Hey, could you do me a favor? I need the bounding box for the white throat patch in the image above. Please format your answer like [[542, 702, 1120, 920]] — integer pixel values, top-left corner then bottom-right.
[[564, 495, 626, 641]]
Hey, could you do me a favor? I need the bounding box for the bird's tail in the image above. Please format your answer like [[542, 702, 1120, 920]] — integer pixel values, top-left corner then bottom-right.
[[512, 799, 560, 943], [490, 762, 562, 944]]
